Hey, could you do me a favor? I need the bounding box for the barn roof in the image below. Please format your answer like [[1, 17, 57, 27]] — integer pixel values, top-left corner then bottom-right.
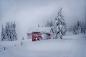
[[27, 27, 52, 33]]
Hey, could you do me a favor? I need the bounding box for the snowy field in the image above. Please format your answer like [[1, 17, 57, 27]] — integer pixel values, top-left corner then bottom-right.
[[0, 32, 86, 57]]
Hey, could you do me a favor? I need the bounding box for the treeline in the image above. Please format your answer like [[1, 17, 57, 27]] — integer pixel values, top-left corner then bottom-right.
[[1, 22, 17, 41], [45, 20, 54, 27], [38, 20, 54, 27], [68, 20, 86, 34]]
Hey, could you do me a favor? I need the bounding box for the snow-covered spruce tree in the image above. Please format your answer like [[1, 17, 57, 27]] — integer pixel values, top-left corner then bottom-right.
[[56, 8, 67, 35], [5, 22, 13, 41], [10, 22, 13, 41], [1, 25, 5, 41], [12, 22, 17, 41], [46, 20, 54, 27], [50, 20, 54, 27], [81, 21, 85, 34], [51, 8, 67, 39], [6, 22, 11, 41], [1, 25, 4, 41], [73, 21, 79, 34], [9, 22, 14, 41], [72, 20, 86, 34], [10, 22, 17, 41], [74, 21, 81, 34], [14, 22, 17, 40]]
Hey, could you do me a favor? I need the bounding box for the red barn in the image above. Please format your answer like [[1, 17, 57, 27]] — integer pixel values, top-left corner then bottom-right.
[[27, 27, 52, 41]]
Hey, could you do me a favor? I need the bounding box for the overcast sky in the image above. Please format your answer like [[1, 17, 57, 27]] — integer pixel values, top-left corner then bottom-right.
[[0, 0, 86, 39]]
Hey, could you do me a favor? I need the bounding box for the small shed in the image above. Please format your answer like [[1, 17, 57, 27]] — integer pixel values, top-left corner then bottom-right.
[[27, 27, 52, 41]]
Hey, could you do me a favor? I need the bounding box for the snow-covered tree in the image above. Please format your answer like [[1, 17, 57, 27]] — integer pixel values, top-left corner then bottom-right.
[[50, 8, 67, 39], [6, 22, 11, 41], [81, 21, 85, 34], [57, 8, 66, 27], [1, 25, 5, 41], [12, 22, 17, 40], [46, 20, 54, 27], [1, 22, 17, 41], [55, 8, 67, 35], [71, 20, 86, 34]]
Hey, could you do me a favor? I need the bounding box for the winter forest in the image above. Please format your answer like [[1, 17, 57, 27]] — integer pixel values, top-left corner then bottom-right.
[[1, 22, 17, 41], [0, 0, 86, 57]]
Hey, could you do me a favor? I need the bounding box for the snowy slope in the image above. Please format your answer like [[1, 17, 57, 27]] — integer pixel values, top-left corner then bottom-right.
[[0, 33, 86, 57]]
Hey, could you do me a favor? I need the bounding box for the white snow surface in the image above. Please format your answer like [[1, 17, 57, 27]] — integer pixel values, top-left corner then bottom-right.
[[0, 32, 86, 57]]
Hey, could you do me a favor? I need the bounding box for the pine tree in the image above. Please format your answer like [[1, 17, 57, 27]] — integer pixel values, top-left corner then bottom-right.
[[50, 20, 53, 27], [5, 22, 11, 41], [57, 8, 67, 35], [11, 22, 13, 41], [57, 8, 65, 26], [13, 22, 17, 40], [1, 25, 4, 41]]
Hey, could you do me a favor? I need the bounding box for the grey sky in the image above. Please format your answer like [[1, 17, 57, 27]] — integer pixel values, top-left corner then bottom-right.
[[0, 0, 86, 39]]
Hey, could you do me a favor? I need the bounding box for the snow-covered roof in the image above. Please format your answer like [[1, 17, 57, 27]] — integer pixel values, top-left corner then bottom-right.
[[27, 27, 52, 33]]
